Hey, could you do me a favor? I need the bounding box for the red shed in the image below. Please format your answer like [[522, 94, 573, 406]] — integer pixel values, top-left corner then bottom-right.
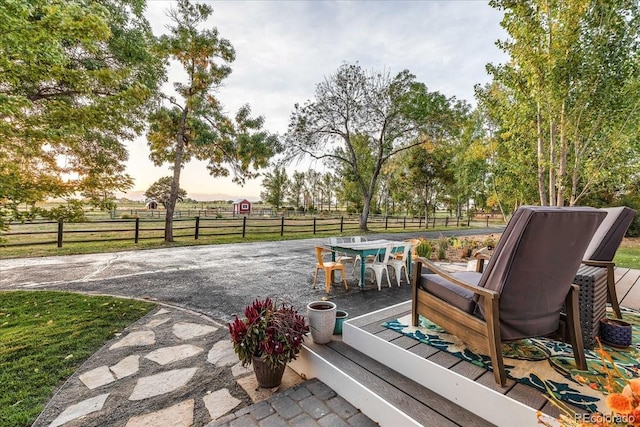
[[233, 198, 251, 215]]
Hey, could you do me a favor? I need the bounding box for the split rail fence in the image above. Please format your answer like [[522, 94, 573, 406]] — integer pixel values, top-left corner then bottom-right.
[[0, 215, 485, 249]]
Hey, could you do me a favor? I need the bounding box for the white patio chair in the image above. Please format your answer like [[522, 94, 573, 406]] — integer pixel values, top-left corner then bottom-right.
[[388, 242, 412, 286], [364, 243, 393, 290], [351, 236, 373, 269]]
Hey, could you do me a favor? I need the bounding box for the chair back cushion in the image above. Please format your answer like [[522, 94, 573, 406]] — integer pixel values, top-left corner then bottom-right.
[[582, 207, 636, 261], [477, 206, 606, 340]]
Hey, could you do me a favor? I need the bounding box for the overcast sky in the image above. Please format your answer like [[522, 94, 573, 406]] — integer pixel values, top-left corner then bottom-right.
[[122, 0, 509, 201]]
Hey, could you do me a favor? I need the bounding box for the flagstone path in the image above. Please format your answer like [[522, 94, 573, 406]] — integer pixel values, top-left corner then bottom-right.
[[34, 305, 376, 427]]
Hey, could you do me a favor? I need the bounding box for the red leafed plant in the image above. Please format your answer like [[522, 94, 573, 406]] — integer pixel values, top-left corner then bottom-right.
[[228, 298, 309, 369]]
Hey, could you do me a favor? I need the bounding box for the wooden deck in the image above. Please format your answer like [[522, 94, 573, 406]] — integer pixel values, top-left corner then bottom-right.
[[291, 267, 640, 427]]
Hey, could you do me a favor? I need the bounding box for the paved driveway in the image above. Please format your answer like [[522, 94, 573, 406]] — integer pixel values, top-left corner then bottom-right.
[[0, 229, 502, 322]]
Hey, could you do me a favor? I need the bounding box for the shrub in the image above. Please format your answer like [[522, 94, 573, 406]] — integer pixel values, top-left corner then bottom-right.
[[437, 235, 449, 260], [415, 239, 432, 258]]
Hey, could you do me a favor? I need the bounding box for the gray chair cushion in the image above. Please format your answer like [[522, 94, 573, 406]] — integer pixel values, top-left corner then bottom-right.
[[477, 206, 606, 340], [420, 271, 482, 314], [583, 207, 636, 261]]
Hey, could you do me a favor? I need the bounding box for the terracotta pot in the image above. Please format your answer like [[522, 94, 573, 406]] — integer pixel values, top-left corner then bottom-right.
[[252, 355, 286, 388], [307, 301, 337, 344]]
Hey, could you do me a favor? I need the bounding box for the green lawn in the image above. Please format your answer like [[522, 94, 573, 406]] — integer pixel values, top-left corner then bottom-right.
[[614, 246, 640, 269], [0, 291, 155, 427]]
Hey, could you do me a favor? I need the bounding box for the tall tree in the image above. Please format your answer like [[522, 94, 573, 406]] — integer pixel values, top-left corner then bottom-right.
[[260, 166, 289, 209], [0, 0, 164, 229], [320, 172, 336, 212], [148, 0, 280, 242], [286, 63, 457, 230], [485, 0, 640, 206], [144, 176, 187, 208], [304, 170, 322, 211], [287, 171, 306, 208]]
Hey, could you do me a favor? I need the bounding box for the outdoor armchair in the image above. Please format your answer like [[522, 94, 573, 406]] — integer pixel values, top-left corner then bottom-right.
[[411, 206, 606, 386], [581, 206, 636, 319], [475, 206, 637, 317]]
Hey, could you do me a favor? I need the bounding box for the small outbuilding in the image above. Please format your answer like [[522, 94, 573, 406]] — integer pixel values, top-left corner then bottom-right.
[[233, 199, 251, 216]]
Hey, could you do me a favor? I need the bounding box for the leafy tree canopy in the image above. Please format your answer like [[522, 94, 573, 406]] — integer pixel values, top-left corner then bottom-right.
[[286, 62, 459, 230], [147, 0, 281, 241], [144, 176, 187, 208], [0, 0, 164, 228]]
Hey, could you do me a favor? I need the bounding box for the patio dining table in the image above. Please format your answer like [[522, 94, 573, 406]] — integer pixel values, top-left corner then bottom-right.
[[328, 239, 411, 288]]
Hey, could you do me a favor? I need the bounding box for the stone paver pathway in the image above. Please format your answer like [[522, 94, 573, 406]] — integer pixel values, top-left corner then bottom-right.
[[36, 306, 251, 426], [34, 305, 376, 427]]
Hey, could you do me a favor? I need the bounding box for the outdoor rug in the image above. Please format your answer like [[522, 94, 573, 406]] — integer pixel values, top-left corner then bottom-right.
[[383, 308, 640, 413]]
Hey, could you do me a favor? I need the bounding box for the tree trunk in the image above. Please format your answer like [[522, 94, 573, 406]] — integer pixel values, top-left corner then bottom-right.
[[359, 195, 371, 231], [556, 101, 567, 206], [164, 108, 188, 242], [548, 118, 556, 206], [536, 102, 548, 205]]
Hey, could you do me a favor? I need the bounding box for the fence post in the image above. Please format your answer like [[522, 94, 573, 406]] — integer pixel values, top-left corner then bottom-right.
[[280, 216, 285, 236], [242, 216, 247, 238], [194, 216, 200, 240], [135, 218, 140, 243], [403, 216, 406, 229], [445, 217, 449, 227], [384, 216, 388, 230], [433, 216, 436, 228], [467, 217, 471, 226], [419, 216, 422, 228], [486, 215, 489, 227], [340, 216, 344, 233], [456, 217, 459, 227], [313, 217, 316, 234], [57, 220, 63, 248]]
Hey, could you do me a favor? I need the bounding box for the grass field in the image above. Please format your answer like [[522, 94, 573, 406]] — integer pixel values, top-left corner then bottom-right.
[[0, 291, 155, 427]]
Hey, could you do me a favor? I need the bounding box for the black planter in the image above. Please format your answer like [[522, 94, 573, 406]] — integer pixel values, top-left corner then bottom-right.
[[599, 318, 632, 348], [252, 355, 286, 388]]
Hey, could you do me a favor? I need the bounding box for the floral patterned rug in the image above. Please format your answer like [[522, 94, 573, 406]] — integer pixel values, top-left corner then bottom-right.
[[383, 308, 640, 413]]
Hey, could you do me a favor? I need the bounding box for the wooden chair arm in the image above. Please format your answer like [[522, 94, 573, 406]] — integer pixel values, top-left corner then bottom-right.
[[473, 250, 492, 273], [414, 257, 499, 300], [582, 259, 614, 268], [475, 252, 491, 261]]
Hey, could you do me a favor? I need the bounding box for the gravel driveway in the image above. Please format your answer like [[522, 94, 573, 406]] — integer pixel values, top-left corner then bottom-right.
[[0, 229, 502, 322]]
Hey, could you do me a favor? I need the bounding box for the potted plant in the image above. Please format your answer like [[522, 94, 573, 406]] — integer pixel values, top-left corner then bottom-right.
[[228, 298, 309, 388]]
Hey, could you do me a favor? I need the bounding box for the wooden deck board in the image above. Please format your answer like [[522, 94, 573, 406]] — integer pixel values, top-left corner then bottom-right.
[[617, 268, 640, 310], [328, 340, 494, 427], [359, 307, 579, 417], [316, 270, 640, 426], [317, 341, 464, 427]]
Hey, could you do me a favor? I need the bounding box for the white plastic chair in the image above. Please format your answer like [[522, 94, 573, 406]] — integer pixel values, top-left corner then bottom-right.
[[388, 243, 412, 286], [364, 243, 393, 290]]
